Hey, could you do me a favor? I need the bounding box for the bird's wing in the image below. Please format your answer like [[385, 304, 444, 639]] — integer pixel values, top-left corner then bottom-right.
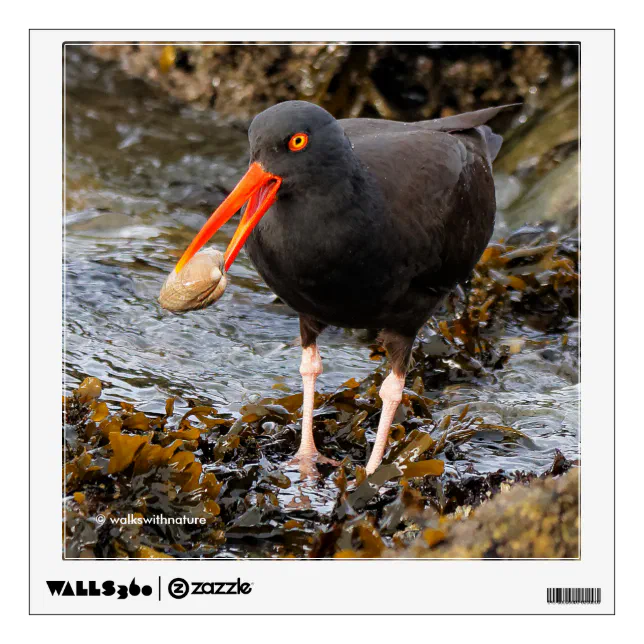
[[341, 123, 478, 204], [340, 112, 504, 291], [339, 103, 518, 167]]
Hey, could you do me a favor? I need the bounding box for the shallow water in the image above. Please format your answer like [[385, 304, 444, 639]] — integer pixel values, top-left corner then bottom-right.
[[64, 46, 579, 480]]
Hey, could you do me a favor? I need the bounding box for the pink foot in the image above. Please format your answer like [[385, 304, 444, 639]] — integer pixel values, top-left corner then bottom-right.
[[288, 451, 340, 467], [288, 451, 340, 479]]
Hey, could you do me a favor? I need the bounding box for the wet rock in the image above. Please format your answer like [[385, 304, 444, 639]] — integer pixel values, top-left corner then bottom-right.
[[503, 151, 579, 231], [393, 468, 579, 558], [89, 44, 578, 125], [495, 85, 579, 177], [493, 85, 579, 232]]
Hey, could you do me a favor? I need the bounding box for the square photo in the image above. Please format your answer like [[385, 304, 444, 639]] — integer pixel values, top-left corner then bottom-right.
[[62, 41, 580, 561]]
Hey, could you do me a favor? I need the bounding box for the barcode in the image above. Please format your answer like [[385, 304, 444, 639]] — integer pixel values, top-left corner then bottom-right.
[[547, 588, 601, 604]]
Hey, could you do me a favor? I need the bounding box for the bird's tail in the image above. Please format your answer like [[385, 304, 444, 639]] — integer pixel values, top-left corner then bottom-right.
[[424, 102, 519, 163], [479, 125, 503, 162]]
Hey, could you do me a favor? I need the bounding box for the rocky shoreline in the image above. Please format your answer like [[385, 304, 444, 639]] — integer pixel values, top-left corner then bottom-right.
[[90, 43, 578, 125]]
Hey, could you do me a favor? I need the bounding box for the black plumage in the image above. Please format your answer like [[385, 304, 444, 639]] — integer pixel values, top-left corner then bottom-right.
[[173, 99, 516, 472], [245, 101, 513, 371]]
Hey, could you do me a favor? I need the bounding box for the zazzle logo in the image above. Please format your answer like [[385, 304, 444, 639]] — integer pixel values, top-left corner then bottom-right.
[[168, 577, 253, 599]]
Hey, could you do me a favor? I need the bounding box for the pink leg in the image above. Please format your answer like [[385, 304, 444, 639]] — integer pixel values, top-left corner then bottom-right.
[[296, 344, 323, 458], [288, 345, 339, 473], [365, 371, 406, 475]]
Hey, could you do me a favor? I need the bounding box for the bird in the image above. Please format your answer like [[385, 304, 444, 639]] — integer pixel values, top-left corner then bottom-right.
[[172, 100, 516, 475]]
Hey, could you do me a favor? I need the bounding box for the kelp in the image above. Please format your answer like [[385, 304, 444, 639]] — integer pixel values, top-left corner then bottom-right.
[[397, 226, 579, 396], [63, 229, 579, 559]]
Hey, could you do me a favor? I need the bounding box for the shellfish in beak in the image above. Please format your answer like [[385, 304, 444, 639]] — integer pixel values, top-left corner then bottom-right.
[[159, 248, 228, 312]]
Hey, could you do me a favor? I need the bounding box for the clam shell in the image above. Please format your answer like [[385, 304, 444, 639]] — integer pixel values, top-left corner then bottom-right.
[[159, 248, 228, 312]]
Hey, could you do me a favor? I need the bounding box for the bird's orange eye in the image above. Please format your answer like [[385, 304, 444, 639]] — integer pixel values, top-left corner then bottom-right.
[[288, 132, 309, 152]]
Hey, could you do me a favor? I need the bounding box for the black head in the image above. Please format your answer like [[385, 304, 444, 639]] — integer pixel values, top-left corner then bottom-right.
[[248, 101, 355, 197], [174, 101, 357, 274]]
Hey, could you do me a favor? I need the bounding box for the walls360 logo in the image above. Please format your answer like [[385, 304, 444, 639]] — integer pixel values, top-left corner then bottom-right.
[[168, 577, 253, 599], [46, 579, 153, 599]]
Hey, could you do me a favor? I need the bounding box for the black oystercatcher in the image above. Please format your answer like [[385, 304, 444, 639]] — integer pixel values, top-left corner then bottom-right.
[[172, 100, 516, 474]]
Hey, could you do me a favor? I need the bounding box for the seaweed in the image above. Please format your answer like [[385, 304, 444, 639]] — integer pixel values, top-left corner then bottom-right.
[[63, 229, 579, 559]]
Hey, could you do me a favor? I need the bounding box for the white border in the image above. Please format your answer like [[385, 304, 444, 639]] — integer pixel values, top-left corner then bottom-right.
[[30, 29, 614, 615]]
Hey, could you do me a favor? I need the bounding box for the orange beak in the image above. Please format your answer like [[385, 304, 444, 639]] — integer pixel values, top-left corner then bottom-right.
[[174, 162, 282, 274]]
